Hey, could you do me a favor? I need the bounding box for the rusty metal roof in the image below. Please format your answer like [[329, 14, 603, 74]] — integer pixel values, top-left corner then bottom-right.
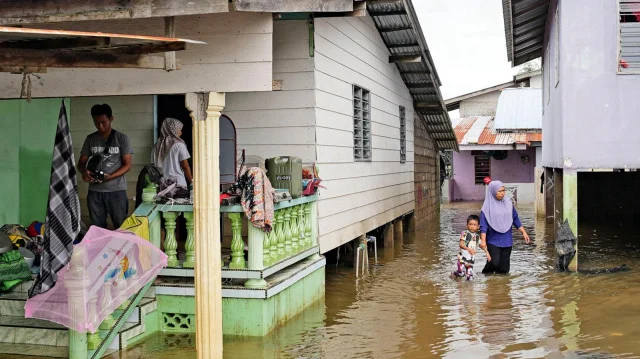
[[367, 0, 457, 151], [454, 116, 542, 147], [502, 0, 550, 66]]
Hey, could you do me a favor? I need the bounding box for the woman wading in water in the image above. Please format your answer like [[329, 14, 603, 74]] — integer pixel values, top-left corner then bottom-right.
[[480, 181, 530, 274]]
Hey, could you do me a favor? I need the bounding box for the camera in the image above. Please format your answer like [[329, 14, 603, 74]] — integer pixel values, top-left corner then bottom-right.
[[93, 171, 106, 182]]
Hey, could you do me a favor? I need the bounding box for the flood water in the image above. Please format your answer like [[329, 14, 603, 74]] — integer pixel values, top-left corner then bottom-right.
[[107, 202, 640, 358]]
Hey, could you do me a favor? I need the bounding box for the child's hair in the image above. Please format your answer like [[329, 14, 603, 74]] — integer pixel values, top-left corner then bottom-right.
[[467, 215, 480, 224]]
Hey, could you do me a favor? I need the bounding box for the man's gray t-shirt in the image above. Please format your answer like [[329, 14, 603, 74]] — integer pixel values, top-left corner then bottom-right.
[[80, 130, 133, 192], [152, 142, 191, 188]]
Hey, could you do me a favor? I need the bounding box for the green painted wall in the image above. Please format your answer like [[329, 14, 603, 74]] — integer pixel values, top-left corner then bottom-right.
[[155, 267, 326, 337], [0, 98, 64, 226], [0, 100, 21, 225], [19, 99, 62, 224]]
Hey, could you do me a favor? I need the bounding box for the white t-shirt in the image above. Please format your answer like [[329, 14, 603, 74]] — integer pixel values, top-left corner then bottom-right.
[[153, 142, 191, 188]]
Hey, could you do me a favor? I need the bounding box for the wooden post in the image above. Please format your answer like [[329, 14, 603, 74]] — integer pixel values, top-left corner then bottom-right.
[[65, 246, 90, 359], [564, 169, 578, 272], [164, 17, 177, 71], [186, 92, 224, 359]]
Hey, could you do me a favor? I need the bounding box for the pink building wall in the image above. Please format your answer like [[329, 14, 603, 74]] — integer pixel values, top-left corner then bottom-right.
[[451, 148, 536, 201]]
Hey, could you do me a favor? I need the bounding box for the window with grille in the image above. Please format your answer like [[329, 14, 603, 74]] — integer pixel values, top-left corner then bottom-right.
[[619, 0, 640, 73], [399, 106, 406, 163], [353, 85, 371, 161], [474, 154, 490, 184]]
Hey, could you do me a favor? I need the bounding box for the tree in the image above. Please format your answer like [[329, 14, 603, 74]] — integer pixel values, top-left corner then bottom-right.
[[515, 59, 541, 75]]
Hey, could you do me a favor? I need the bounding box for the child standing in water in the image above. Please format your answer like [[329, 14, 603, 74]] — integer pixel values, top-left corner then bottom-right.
[[452, 215, 491, 280]]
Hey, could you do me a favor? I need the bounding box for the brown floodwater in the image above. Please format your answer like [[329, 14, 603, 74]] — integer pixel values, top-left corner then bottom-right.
[[104, 203, 640, 358]]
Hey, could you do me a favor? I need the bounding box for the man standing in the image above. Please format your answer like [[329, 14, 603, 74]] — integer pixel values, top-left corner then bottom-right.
[[78, 104, 133, 229]]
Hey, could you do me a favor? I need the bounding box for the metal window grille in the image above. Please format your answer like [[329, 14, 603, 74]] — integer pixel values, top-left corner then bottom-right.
[[353, 85, 371, 161], [474, 154, 490, 184], [619, 0, 640, 73], [399, 106, 406, 163]]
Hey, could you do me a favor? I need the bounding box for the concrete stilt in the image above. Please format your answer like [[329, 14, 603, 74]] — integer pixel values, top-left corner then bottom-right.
[[404, 213, 416, 233], [383, 223, 394, 248], [394, 219, 403, 243], [563, 169, 578, 272]]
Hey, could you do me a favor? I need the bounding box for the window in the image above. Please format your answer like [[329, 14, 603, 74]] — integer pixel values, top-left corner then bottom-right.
[[353, 85, 371, 161], [618, 0, 640, 73], [474, 154, 490, 184], [399, 106, 406, 163]]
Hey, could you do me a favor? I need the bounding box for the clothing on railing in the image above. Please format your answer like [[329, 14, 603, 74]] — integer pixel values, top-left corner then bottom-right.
[[227, 167, 275, 233]]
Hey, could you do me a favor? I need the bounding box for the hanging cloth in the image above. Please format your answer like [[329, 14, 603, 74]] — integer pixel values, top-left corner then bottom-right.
[[29, 100, 81, 298], [227, 167, 275, 233]]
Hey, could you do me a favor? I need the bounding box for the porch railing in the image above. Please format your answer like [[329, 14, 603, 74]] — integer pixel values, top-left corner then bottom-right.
[[133, 194, 319, 288]]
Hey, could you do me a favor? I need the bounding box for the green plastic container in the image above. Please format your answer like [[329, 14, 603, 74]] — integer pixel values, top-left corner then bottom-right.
[[266, 156, 302, 198]]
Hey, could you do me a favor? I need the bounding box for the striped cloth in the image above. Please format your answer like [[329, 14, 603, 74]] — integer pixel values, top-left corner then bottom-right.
[[28, 100, 81, 298]]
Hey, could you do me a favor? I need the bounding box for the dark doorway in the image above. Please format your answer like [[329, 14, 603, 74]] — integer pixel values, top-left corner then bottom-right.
[[156, 94, 193, 170], [578, 171, 640, 270]]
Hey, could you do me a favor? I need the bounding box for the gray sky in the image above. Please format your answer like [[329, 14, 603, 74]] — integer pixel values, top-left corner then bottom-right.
[[414, 0, 515, 100]]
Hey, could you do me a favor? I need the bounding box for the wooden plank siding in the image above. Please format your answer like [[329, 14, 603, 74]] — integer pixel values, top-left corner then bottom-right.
[[0, 12, 273, 99], [70, 96, 155, 225], [225, 20, 317, 163], [313, 17, 415, 253]]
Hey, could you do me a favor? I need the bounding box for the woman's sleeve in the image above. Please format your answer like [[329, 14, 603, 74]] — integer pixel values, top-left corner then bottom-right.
[[512, 207, 523, 228], [480, 211, 488, 234]]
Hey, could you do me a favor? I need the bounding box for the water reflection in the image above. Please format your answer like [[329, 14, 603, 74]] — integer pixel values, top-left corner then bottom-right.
[[101, 203, 640, 359]]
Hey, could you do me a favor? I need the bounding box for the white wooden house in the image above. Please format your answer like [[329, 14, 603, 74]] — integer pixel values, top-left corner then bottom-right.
[[0, 1, 455, 357]]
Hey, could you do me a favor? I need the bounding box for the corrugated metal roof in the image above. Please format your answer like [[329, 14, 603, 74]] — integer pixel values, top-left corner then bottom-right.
[[367, 0, 457, 151], [502, 0, 549, 66], [494, 88, 542, 130], [453, 116, 542, 146]]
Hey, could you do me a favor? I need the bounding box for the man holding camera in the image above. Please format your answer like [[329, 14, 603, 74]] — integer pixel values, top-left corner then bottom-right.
[[77, 104, 133, 229]]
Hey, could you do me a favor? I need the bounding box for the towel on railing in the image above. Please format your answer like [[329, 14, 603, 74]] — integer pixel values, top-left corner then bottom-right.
[[227, 167, 275, 233]]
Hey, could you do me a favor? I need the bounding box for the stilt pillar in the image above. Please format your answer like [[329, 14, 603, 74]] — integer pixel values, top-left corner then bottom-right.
[[563, 169, 578, 272], [186, 92, 224, 359], [404, 212, 416, 233], [394, 219, 403, 243], [383, 223, 394, 248]]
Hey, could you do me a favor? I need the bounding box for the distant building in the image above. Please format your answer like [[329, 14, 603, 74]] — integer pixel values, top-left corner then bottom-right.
[[443, 73, 542, 208]]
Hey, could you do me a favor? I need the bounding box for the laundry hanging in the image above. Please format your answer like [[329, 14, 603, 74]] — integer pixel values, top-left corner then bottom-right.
[[29, 100, 81, 298]]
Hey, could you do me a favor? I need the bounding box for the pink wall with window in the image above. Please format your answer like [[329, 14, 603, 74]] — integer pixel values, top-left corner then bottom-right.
[[451, 148, 536, 201]]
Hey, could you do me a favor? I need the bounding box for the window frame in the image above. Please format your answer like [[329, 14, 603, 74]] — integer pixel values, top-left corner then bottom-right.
[[399, 106, 406, 163], [353, 84, 372, 161], [617, 0, 640, 74], [474, 154, 491, 185]]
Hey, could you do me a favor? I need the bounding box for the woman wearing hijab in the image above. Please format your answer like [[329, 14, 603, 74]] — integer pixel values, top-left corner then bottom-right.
[[152, 118, 192, 188], [480, 180, 530, 274]]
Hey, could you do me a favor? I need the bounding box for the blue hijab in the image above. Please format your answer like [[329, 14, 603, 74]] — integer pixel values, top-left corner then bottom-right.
[[481, 181, 513, 233]]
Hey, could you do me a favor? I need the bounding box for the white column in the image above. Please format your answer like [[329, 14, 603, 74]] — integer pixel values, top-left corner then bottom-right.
[[186, 92, 224, 359]]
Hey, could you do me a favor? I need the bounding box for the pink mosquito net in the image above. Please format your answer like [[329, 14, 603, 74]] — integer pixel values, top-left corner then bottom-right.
[[25, 226, 168, 333]]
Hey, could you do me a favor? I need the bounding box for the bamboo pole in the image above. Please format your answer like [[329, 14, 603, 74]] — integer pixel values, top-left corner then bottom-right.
[[186, 92, 224, 359]]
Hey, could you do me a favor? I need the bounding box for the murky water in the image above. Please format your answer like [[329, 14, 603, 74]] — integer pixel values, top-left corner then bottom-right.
[[107, 203, 640, 358]]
